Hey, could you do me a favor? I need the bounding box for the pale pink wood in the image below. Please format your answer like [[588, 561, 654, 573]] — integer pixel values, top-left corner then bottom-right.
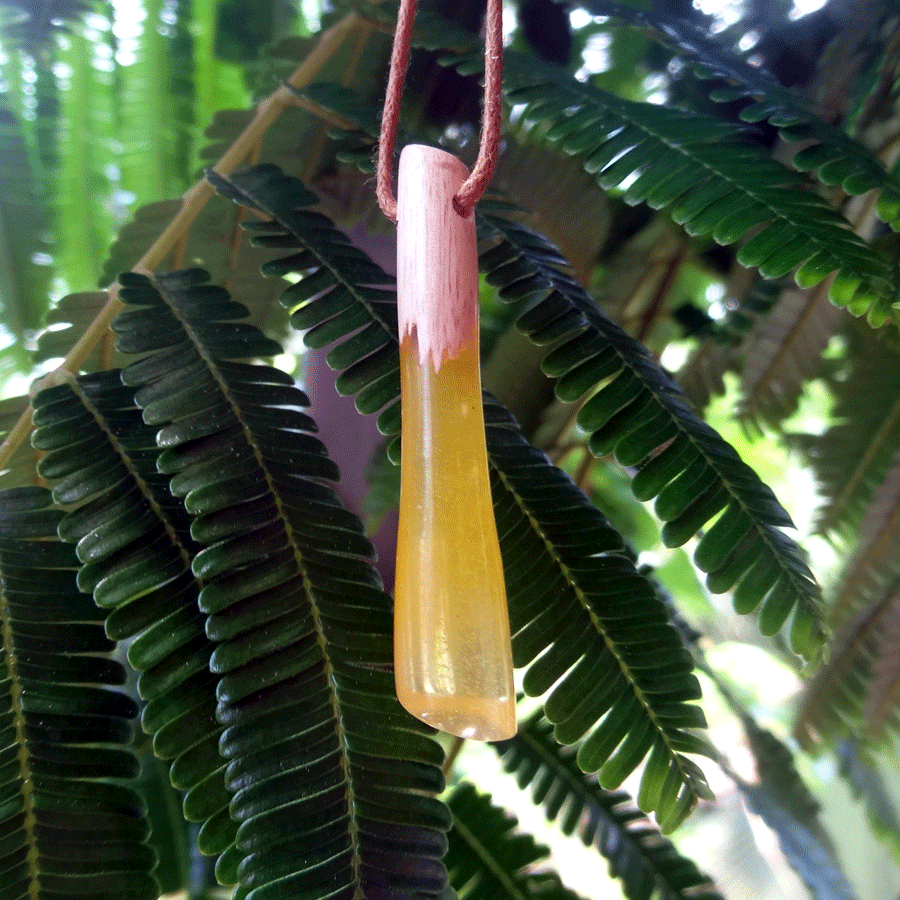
[[396, 145, 480, 371]]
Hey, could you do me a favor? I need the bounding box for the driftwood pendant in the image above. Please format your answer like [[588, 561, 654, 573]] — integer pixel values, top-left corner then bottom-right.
[[394, 145, 515, 741]]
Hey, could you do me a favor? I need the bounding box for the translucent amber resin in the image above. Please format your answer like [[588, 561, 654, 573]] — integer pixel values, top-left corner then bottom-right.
[[394, 145, 515, 740]]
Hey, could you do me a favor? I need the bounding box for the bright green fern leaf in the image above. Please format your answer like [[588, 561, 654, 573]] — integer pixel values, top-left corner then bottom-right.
[[573, 0, 900, 235]]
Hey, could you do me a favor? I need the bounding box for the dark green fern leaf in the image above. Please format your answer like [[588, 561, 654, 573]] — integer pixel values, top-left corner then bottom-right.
[[209, 163, 715, 829], [112, 268, 449, 900], [206, 163, 401, 432], [0, 485, 158, 900], [571, 0, 900, 233], [30, 370, 239, 880], [477, 211, 825, 659], [440, 44, 893, 324], [494, 712, 722, 900], [445, 783, 584, 900], [485, 398, 713, 832]]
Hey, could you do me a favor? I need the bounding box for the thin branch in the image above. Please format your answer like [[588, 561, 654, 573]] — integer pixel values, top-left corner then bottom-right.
[[442, 736, 466, 777]]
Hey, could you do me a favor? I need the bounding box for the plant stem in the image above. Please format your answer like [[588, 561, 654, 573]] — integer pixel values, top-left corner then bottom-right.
[[0, 12, 362, 473]]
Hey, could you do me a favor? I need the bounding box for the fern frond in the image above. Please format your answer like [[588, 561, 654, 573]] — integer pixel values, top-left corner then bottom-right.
[[30, 370, 239, 878], [801, 325, 900, 539], [677, 277, 780, 410], [494, 713, 723, 900], [445, 783, 584, 900], [836, 739, 900, 862], [214, 157, 824, 659], [34, 290, 110, 368], [862, 593, 900, 739], [210, 163, 715, 829], [574, 0, 900, 231], [99, 194, 289, 339], [794, 587, 896, 748], [477, 211, 825, 658], [111, 268, 449, 899], [463, 47, 894, 324], [736, 283, 844, 427], [486, 398, 713, 832], [206, 163, 401, 426], [0, 486, 158, 900], [303, 50, 895, 325], [829, 452, 900, 630]]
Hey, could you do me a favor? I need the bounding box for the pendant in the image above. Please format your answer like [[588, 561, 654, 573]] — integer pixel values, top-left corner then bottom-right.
[[393, 144, 516, 741]]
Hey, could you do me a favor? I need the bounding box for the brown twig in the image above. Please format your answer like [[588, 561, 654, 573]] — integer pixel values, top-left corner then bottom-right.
[[441, 736, 466, 777]]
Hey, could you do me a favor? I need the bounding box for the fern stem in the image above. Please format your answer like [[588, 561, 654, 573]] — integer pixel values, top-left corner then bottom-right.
[[0, 12, 362, 473], [442, 736, 466, 776], [0, 583, 41, 898]]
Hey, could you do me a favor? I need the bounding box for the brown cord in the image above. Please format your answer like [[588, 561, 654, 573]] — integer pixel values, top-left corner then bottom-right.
[[376, 0, 503, 222]]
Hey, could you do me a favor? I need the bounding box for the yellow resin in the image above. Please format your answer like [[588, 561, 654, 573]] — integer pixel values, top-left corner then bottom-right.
[[394, 329, 516, 741]]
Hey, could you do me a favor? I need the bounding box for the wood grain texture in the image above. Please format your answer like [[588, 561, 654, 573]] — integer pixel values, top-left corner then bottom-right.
[[396, 145, 479, 371]]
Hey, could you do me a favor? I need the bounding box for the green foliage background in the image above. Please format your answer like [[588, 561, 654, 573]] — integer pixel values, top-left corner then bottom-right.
[[1, 1, 900, 899]]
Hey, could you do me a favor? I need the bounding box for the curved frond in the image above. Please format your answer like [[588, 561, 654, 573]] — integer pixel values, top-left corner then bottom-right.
[[301, 48, 895, 325], [862, 594, 900, 739], [210, 164, 714, 829], [0, 486, 157, 900], [485, 398, 713, 832], [111, 268, 449, 900], [735, 717, 856, 900], [35, 290, 110, 367], [802, 325, 900, 539], [445, 783, 584, 900], [99, 193, 289, 340], [736, 283, 844, 427], [677, 277, 780, 410], [829, 453, 900, 630], [30, 370, 239, 878], [794, 587, 897, 748], [464, 46, 894, 324], [494, 713, 723, 900], [572, 0, 900, 231], [836, 739, 900, 862], [477, 212, 825, 658]]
